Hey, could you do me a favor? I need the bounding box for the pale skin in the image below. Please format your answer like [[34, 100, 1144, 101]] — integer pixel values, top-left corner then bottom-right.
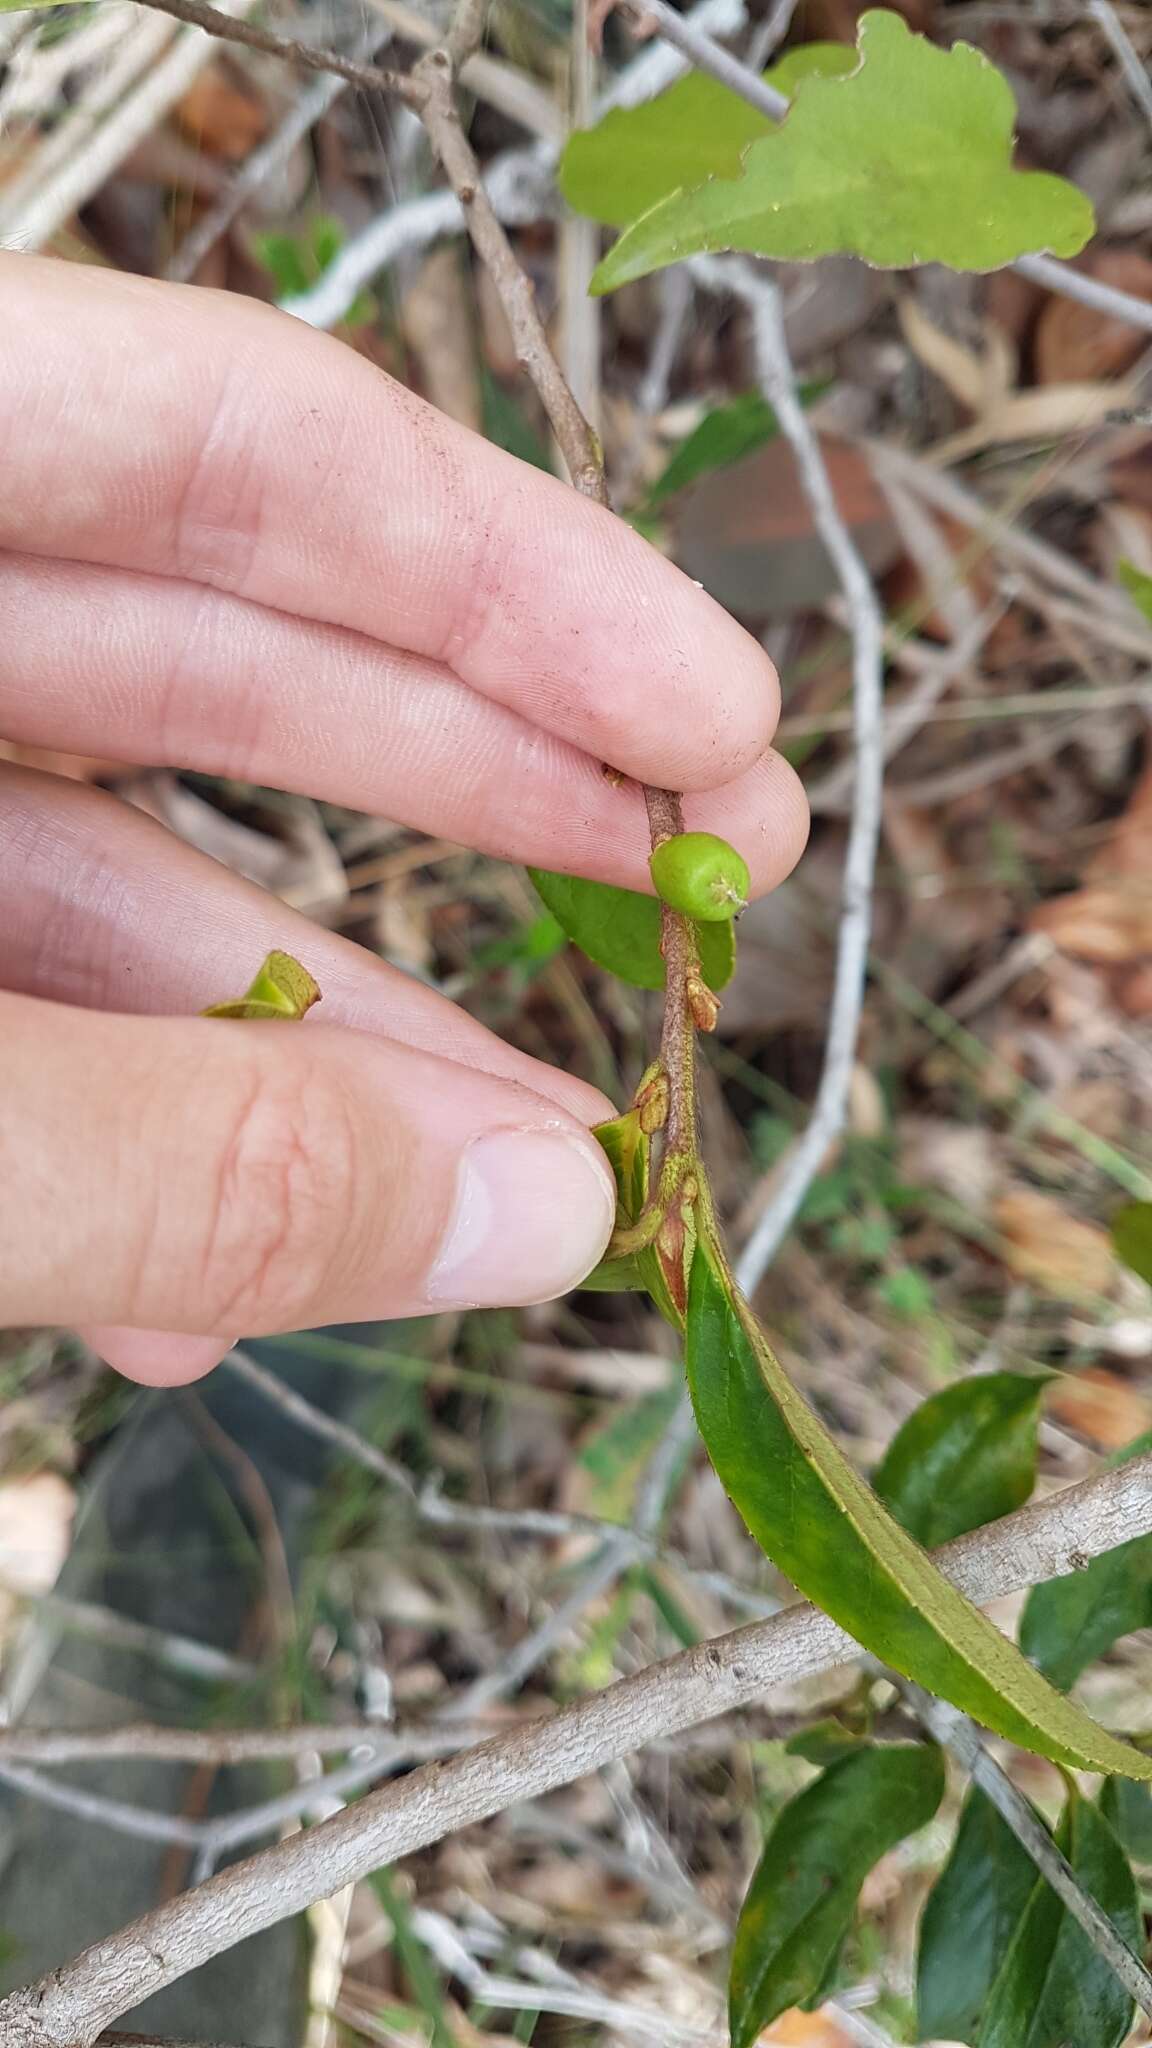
[[0, 255, 809, 1386]]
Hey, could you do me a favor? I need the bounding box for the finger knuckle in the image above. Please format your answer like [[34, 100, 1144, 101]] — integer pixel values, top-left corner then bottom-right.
[[199, 1052, 360, 1330]]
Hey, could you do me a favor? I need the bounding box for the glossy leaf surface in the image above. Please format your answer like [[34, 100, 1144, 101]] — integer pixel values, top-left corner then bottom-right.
[[978, 1793, 1139, 2048], [917, 1786, 1038, 2043], [685, 1237, 1152, 1775], [592, 11, 1094, 293], [528, 870, 734, 991], [874, 1371, 1048, 1548], [730, 1744, 945, 2048]]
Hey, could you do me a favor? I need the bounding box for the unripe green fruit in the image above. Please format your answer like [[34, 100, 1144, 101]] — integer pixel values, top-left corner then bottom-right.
[[649, 832, 750, 922]]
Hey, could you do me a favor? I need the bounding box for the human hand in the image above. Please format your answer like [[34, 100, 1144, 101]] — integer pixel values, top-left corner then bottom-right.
[[0, 255, 808, 1386]]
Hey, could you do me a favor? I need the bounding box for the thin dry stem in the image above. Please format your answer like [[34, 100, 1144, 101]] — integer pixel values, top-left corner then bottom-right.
[[115, 0, 422, 102]]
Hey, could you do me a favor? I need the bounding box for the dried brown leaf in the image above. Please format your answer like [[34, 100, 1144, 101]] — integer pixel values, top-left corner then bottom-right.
[[995, 1186, 1117, 1297], [1035, 249, 1152, 385], [1047, 1367, 1152, 1450]]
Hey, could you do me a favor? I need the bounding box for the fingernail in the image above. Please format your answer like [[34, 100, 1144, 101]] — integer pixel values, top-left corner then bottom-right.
[[427, 1129, 615, 1309]]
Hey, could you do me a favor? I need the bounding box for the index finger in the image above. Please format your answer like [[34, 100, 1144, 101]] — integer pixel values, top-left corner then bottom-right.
[[0, 254, 778, 792]]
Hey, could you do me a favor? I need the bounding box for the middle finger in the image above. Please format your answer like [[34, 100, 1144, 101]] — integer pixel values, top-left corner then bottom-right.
[[0, 551, 809, 896]]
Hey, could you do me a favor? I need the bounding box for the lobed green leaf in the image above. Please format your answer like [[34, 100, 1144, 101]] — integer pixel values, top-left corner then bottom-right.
[[558, 43, 853, 231], [527, 869, 735, 991], [978, 1791, 1139, 2048], [592, 11, 1094, 293], [873, 1371, 1049, 1549], [730, 1744, 945, 2048], [685, 1238, 1152, 1776]]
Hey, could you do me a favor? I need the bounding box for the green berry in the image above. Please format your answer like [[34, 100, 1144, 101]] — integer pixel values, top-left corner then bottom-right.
[[649, 832, 750, 922]]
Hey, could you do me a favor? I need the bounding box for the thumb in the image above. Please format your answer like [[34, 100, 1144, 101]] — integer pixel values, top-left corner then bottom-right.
[[4, 993, 616, 1356]]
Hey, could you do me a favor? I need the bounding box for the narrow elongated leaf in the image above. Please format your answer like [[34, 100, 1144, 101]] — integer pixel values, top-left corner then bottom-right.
[[1117, 559, 1152, 626], [202, 949, 321, 1021], [685, 1238, 1152, 1775], [730, 1744, 944, 2048], [558, 44, 853, 231], [592, 10, 1094, 293], [978, 1792, 1140, 2048], [1019, 1426, 1152, 1690], [917, 1786, 1038, 2043], [874, 1372, 1048, 1549], [644, 394, 779, 509], [1100, 1776, 1152, 1866], [527, 870, 734, 991], [1111, 1198, 1152, 1285]]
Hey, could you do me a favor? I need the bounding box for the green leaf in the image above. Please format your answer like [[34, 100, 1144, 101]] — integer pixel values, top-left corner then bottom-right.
[[527, 870, 735, 991], [594, 1106, 650, 1221], [558, 44, 851, 229], [1117, 559, 1152, 626], [685, 1237, 1152, 1776], [1111, 1198, 1152, 1285], [784, 1717, 868, 1766], [202, 949, 322, 1021], [873, 1372, 1048, 1549], [591, 10, 1094, 293], [729, 1744, 945, 2048], [1018, 1427, 1152, 1691], [578, 1381, 682, 1519], [1019, 1531, 1152, 1693], [255, 232, 314, 300], [978, 1790, 1140, 2048], [1100, 1775, 1152, 1866], [643, 393, 779, 509], [766, 40, 859, 98], [917, 1786, 1039, 2043], [560, 73, 771, 230], [589, 1106, 684, 1323]]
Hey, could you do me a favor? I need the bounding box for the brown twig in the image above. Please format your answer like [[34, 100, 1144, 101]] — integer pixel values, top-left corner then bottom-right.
[[410, 5, 701, 1166], [117, 0, 422, 104]]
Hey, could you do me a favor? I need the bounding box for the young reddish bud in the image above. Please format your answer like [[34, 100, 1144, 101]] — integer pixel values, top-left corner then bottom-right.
[[687, 975, 720, 1033], [636, 1069, 670, 1134]]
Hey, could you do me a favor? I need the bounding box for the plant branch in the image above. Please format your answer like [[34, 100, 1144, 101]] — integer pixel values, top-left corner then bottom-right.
[[3, 1454, 1149, 2047], [1087, 0, 1152, 130], [124, 0, 422, 104], [691, 259, 886, 1298]]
